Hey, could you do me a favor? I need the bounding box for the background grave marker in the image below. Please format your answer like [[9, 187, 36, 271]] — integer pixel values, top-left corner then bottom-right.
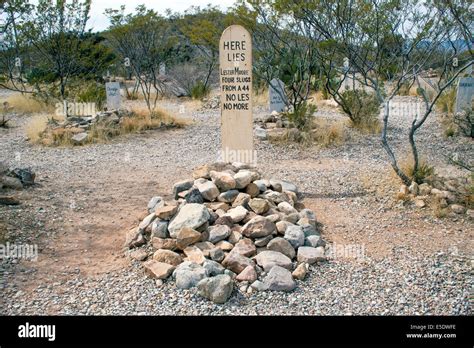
[[269, 78, 286, 112], [105, 82, 121, 110], [455, 77, 474, 113]]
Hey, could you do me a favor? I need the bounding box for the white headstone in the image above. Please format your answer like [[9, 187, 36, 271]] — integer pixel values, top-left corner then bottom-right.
[[159, 63, 166, 75], [269, 78, 286, 112], [455, 77, 474, 113], [105, 82, 121, 110], [219, 25, 254, 164]]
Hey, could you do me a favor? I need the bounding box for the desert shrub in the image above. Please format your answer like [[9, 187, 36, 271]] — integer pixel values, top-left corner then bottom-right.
[[400, 158, 435, 184], [76, 82, 107, 110], [453, 108, 474, 138], [444, 125, 456, 137], [397, 82, 412, 96], [190, 81, 210, 100], [126, 90, 140, 100], [436, 87, 456, 115], [284, 102, 316, 131], [312, 118, 345, 147], [0, 102, 11, 128], [340, 90, 381, 133], [169, 63, 213, 100]]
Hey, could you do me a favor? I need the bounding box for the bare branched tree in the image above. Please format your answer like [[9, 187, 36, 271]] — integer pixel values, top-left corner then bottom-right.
[[105, 5, 178, 113]]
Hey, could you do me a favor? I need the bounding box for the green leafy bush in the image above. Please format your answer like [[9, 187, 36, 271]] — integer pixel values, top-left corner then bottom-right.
[[284, 102, 316, 131], [190, 81, 210, 100], [340, 89, 381, 132], [76, 82, 106, 110], [453, 108, 474, 138]]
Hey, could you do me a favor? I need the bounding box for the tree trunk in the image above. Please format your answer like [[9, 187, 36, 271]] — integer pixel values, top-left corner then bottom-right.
[[381, 101, 412, 185]]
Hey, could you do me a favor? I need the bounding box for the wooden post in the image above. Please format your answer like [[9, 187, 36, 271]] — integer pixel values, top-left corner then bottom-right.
[[219, 25, 254, 164]]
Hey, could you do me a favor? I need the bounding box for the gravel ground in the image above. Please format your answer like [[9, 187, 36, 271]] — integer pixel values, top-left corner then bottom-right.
[[2, 253, 471, 315], [0, 92, 472, 315]]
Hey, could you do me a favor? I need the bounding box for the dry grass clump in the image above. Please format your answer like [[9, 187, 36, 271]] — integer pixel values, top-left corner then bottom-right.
[[270, 117, 346, 147], [6, 94, 53, 114], [26, 114, 64, 143], [312, 118, 346, 147], [307, 91, 326, 107], [398, 157, 435, 184], [349, 116, 382, 135], [253, 89, 269, 107]]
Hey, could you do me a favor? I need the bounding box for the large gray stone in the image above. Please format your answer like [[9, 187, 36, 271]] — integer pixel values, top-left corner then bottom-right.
[[255, 250, 292, 272], [297, 246, 326, 264], [208, 224, 231, 244], [153, 249, 183, 266], [267, 237, 296, 259], [277, 201, 297, 215], [71, 132, 88, 145], [197, 274, 233, 304], [270, 179, 298, 194], [233, 238, 257, 257], [174, 262, 207, 289], [168, 203, 210, 238], [143, 260, 175, 280], [195, 180, 220, 201], [147, 196, 164, 213], [263, 265, 296, 291], [217, 190, 239, 203], [222, 251, 255, 274], [224, 206, 248, 223], [210, 171, 236, 191], [284, 225, 305, 248], [304, 235, 325, 248], [173, 180, 193, 200], [248, 198, 270, 214], [241, 215, 276, 239], [234, 170, 253, 189], [202, 259, 225, 276]]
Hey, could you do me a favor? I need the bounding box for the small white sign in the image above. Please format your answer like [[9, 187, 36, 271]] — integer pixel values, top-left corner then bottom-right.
[[105, 82, 121, 110]]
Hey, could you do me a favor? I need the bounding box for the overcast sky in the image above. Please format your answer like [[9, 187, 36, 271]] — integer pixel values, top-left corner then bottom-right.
[[22, 0, 237, 32], [85, 0, 237, 32]]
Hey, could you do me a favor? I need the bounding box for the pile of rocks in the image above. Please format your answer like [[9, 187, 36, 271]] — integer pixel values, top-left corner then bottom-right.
[[125, 162, 327, 304], [0, 161, 35, 205], [400, 176, 473, 217], [254, 111, 300, 141], [200, 96, 220, 110], [40, 109, 133, 146]]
